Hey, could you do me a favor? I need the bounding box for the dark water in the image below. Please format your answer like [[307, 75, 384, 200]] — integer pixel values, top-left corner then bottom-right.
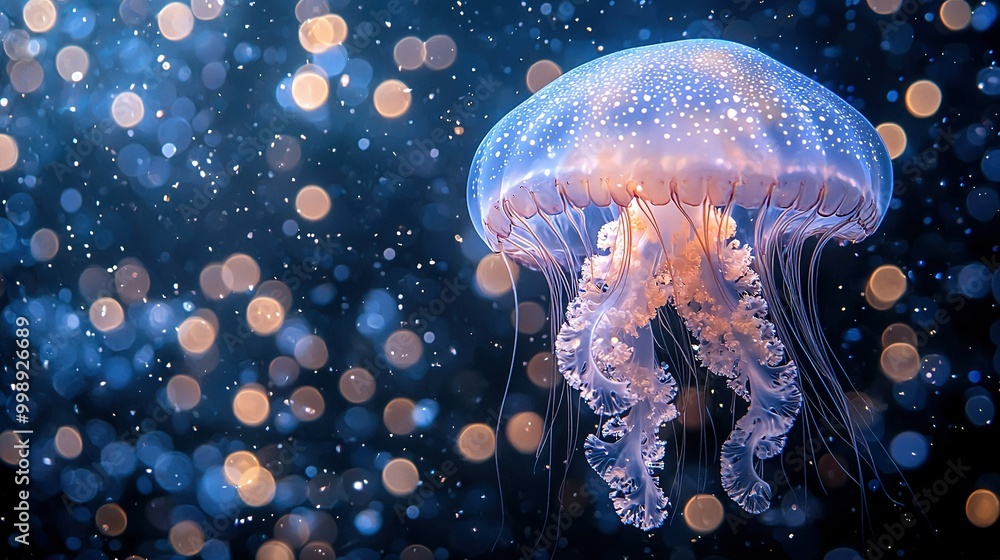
[[0, 1, 998, 559]]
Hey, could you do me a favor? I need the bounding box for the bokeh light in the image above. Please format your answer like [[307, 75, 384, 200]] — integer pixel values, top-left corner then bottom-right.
[[111, 92, 145, 128], [475, 254, 518, 297], [881, 342, 921, 382], [224, 451, 260, 486], [247, 296, 285, 335], [158, 2, 195, 41], [267, 135, 302, 172], [382, 458, 420, 496], [200, 263, 232, 300], [56, 46, 90, 82], [505, 411, 543, 454], [905, 80, 943, 118], [192, 0, 225, 20], [394, 36, 426, 70], [423, 35, 457, 70], [340, 368, 376, 403], [292, 66, 330, 111], [23, 0, 57, 33], [526, 60, 562, 93], [457, 423, 495, 462], [223, 253, 261, 293], [257, 280, 293, 310], [55, 426, 83, 459], [383, 397, 417, 435], [513, 301, 546, 334], [295, 0, 329, 22], [866, 0, 902, 15], [95, 503, 128, 536], [177, 316, 217, 354], [876, 122, 906, 159], [238, 466, 277, 506], [89, 297, 125, 332], [373, 79, 412, 118], [115, 261, 151, 303], [882, 322, 918, 348], [0, 134, 18, 171], [269, 356, 301, 387], [683, 494, 725, 533], [526, 351, 559, 389], [233, 384, 271, 426], [296, 185, 332, 221], [299, 14, 348, 53], [384, 329, 422, 368], [257, 540, 294, 560], [966, 489, 1000, 528], [940, 0, 972, 31], [866, 264, 907, 310], [290, 386, 326, 421], [294, 334, 329, 370], [29, 228, 59, 261], [166, 375, 202, 411], [169, 520, 205, 556], [273, 513, 311, 548], [11, 59, 44, 94]]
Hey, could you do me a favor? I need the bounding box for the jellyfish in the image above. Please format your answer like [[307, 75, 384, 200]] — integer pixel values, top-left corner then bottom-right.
[[467, 39, 892, 530]]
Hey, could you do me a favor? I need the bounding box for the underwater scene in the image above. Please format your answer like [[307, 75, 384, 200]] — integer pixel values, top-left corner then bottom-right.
[[1, 0, 998, 559]]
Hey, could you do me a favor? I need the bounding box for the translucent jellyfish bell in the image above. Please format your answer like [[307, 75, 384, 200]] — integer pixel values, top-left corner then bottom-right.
[[467, 39, 892, 530]]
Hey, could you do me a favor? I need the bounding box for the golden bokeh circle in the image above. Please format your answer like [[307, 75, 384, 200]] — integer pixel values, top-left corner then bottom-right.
[[382, 458, 420, 496], [457, 423, 496, 462], [290, 386, 326, 421], [296, 185, 332, 221], [233, 384, 270, 426], [875, 122, 906, 159], [683, 494, 725, 533], [373, 79, 412, 118], [96, 503, 128, 536], [526, 60, 562, 93], [905, 80, 942, 118], [158, 2, 195, 41], [340, 367, 376, 403], [506, 411, 543, 454], [55, 426, 83, 459], [90, 297, 125, 332], [247, 297, 285, 335], [383, 397, 416, 435], [0, 134, 19, 171], [177, 316, 216, 354]]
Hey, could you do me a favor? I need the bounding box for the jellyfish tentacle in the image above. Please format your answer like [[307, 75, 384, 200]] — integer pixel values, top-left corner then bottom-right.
[[662, 204, 802, 514], [556, 209, 679, 530]]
